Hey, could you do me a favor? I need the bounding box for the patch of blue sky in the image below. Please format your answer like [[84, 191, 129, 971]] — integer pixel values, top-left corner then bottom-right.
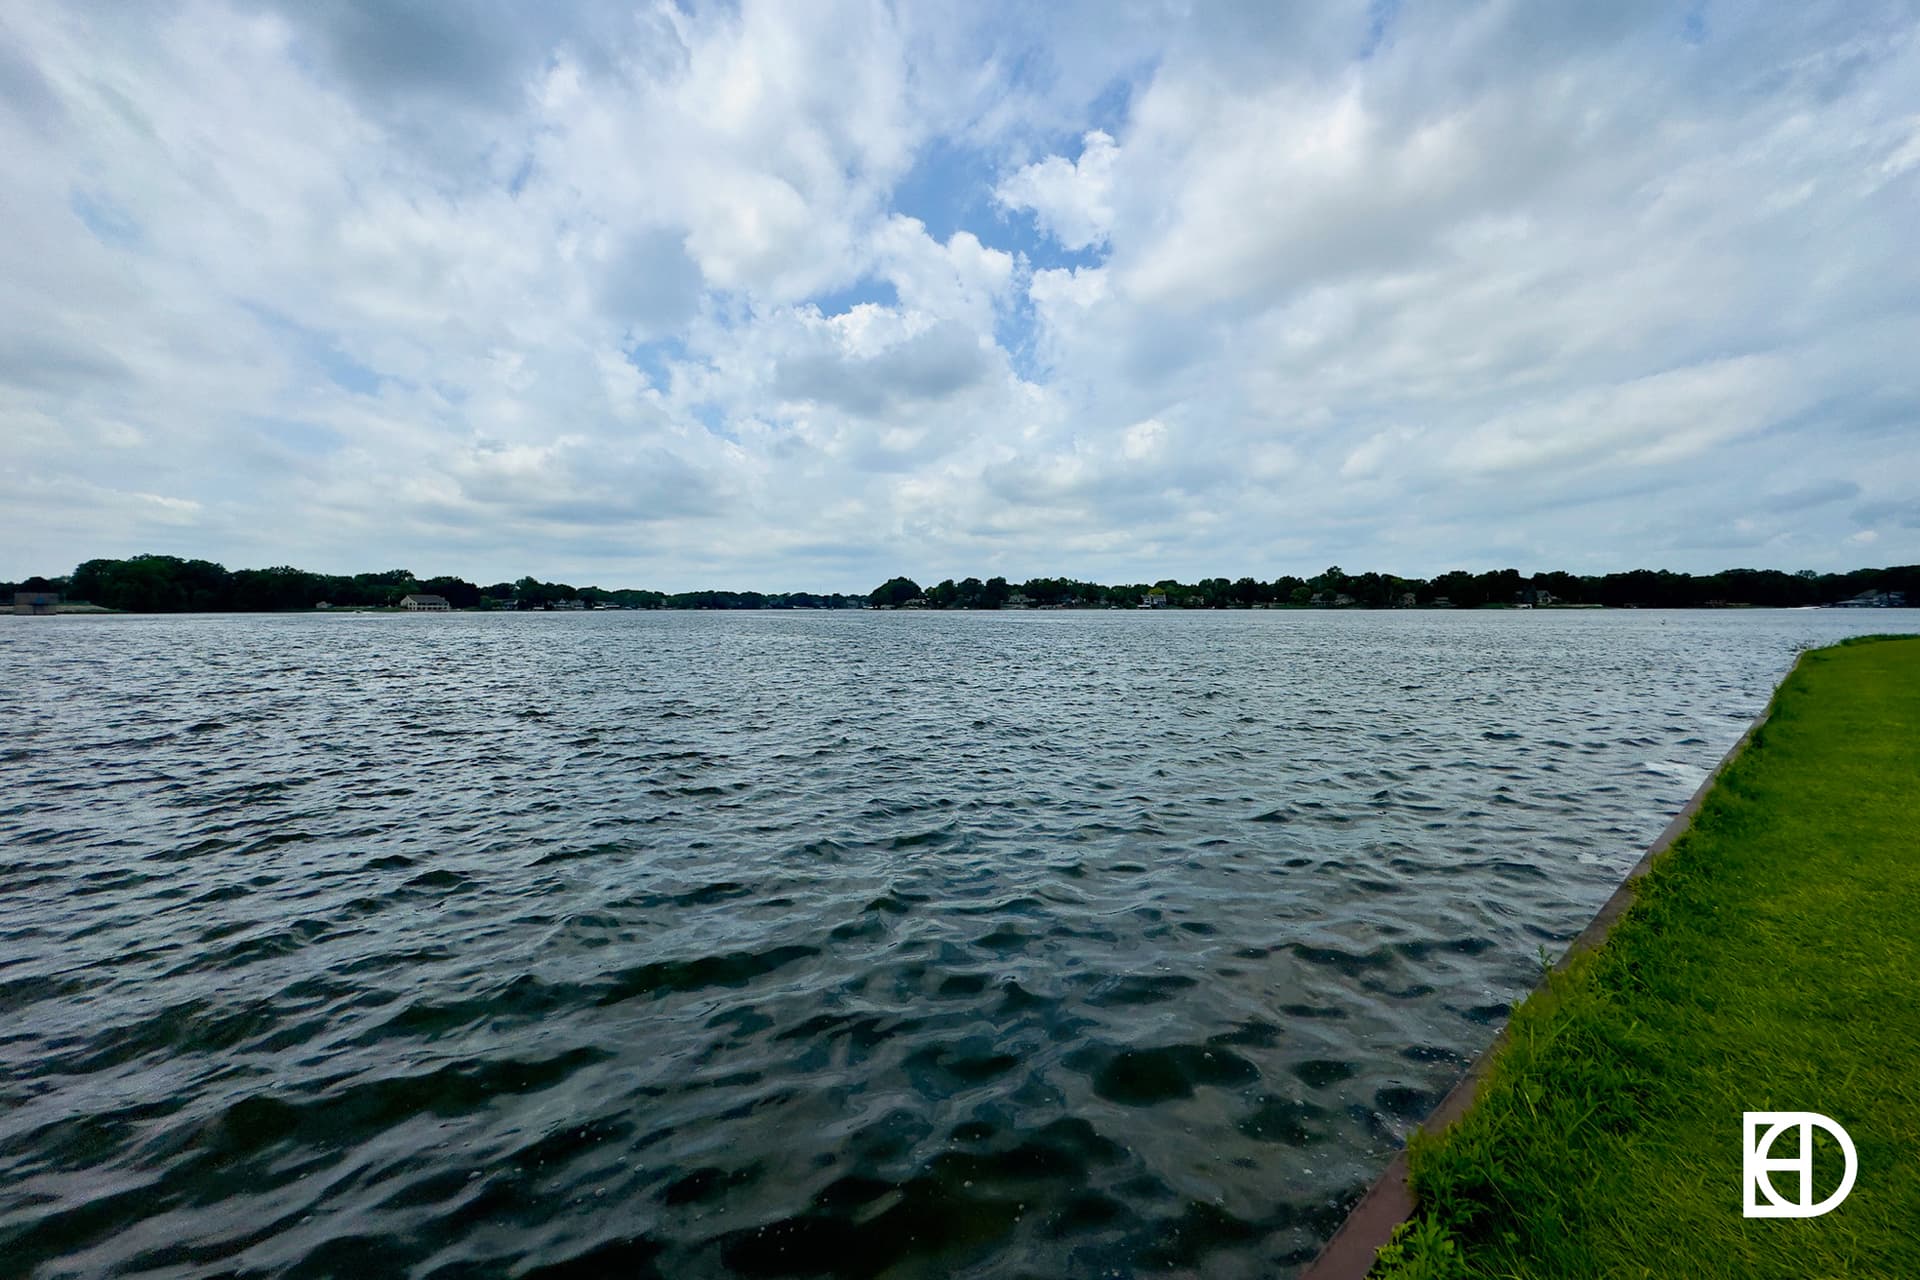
[[1682, 3, 1708, 45], [807, 277, 899, 317], [69, 189, 141, 247], [891, 131, 1109, 276], [312, 345, 381, 396], [1360, 0, 1403, 59], [1002, 209, 1107, 274], [621, 336, 687, 390], [1082, 72, 1142, 137], [992, 208, 1104, 276], [690, 400, 733, 440], [243, 303, 385, 396], [891, 135, 1004, 243], [997, 296, 1044, 384], [506, 151, 536, 196]]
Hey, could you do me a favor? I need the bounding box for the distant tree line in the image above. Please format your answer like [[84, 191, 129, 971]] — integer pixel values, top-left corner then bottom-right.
[[869, 564, 1919, 610], [6, 556, 863, 612], [4, 554, 1913, 613]]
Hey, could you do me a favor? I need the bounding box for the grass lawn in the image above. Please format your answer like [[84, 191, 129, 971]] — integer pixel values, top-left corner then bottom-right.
[[1382, 635, 1920, 1279]]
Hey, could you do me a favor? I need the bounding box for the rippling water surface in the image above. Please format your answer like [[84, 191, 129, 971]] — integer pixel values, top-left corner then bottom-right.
[[3, 608, 1912, 1278]]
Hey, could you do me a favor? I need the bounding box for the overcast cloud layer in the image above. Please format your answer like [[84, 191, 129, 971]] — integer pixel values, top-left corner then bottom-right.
[[3, 0, 1918, 590]]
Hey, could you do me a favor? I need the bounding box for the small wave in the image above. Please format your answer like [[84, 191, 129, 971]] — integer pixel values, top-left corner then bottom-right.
[[595, 944, 820, 1005], [1068, 1041, 1261, 1106]]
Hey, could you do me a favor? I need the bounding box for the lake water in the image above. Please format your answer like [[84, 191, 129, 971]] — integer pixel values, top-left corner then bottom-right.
[[3, 608, 1913, 1278]]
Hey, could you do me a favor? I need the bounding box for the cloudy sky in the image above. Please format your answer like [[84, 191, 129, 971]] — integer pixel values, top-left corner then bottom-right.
[[3, 1, 1918, 590]]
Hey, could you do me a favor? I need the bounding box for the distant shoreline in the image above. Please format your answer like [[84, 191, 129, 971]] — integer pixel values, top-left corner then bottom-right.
[[14, 555, 1912, 614], [13, 602, 1919, 618]]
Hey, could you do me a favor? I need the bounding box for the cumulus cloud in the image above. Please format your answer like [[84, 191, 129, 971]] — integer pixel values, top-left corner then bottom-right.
[[1, 0, 1917, 588], [773, 313, 993, 419], [994, 129, 1118, 250]]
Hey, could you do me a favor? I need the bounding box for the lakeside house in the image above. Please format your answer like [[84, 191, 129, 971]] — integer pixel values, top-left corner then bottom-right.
[[13, 592, 59, 615], [1140, 589, 1168, 609], [400, 593, 451, 611], [1836, 589, 1908, 608]]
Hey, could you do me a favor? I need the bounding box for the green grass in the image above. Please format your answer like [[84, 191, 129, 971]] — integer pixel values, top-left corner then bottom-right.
[[1382, 634, 1920, 1279]]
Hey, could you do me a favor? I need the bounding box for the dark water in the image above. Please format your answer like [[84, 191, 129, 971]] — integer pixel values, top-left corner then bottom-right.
[[2, 609, 1911, 1278]]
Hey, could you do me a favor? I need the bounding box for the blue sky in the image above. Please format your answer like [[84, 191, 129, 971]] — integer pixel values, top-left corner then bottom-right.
[[2, 0, 1918, 591]]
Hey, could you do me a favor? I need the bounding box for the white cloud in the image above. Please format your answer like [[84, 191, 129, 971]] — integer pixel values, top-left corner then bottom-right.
[[873, 217, 1015, 334], [1448, 355, 1802, 476], [1340, 427, 1418, 480], [1119, 418, 1167, 461], [994, 129, 1118, 250]]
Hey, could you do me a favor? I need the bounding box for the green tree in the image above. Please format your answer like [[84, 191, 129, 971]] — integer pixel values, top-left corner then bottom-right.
[[70, 555, 233, 611], [421, 576, 481, 608], [1431, 570, 1480, 607], [869, 576, 922, 607]]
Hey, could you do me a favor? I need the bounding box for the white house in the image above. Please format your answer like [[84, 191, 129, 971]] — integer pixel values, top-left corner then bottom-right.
[[400, 594, 451, 611]]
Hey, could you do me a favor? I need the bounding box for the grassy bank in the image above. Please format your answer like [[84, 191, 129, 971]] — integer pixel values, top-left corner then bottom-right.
[[1382, 635, 1920, 1279]]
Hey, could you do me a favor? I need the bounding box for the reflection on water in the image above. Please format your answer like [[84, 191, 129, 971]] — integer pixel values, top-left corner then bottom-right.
[[1, 608, 1909, 1277]]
